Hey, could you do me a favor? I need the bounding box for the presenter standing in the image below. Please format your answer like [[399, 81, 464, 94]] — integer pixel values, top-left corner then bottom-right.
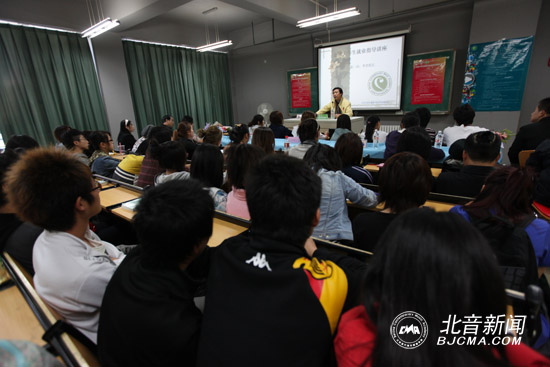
[[317, 87, 353, 118]]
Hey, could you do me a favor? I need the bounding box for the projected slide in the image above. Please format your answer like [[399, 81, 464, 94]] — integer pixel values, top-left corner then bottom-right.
[[318, 35, 404, 110]]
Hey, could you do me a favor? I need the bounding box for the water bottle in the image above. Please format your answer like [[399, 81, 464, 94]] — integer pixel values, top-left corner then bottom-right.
[[373, 129, 380, 148], [330, 106, 335, 119], [284, 136, 290, 154], [434, 131, 443, 149]]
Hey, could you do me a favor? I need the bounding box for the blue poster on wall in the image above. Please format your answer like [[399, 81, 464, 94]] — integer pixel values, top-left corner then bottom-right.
[[461, 36, 533, 111]]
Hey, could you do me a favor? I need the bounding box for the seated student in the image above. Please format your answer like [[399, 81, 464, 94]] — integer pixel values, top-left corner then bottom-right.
[[269, 110, 292, 139], [197, 154, 367, 367], [364, 115, 387, 144], [336, 208, 550, 367], [251, 126, 275, 155], [396, 126, 445, 162], [117, 119, 136, 151], [198, 125, 222, 147], [526, 139, 550, 208], [288, 118, 319, 159], [225, 144, 265, 219], [335, 132, 373, 184], [383, 112, 420, 159], [509, 98, 550, 165], [5, 148, 125, 343], [0, 150, 42, 275], [98, 180, 214, 367], [5, 135, 39, 152], [53, 125, 71, 150], [60, 128, 89, 165], [88, 131, 119, 177], [154, 141, 189, 185], [450, 166, 550, 270], [191, 144, 227, 211], [136, 126, 172, 188], [443, 103, 487, 147], [173, 121, 198, 160], [435, 131, 501, 197], [415, 107, 436, 144], [330, 114, 353, 141], [112, 154, 144, 185], [131, 124, 154, 154], [441, 138, 466, 173], [248, 114, 265, 136], [226, 124, 250, 148], [352, 152, 432, 252], [304, 144, 377, 242]]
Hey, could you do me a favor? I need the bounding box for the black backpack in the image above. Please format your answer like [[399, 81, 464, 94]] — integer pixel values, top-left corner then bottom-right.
[[471, 215, 539, 292]]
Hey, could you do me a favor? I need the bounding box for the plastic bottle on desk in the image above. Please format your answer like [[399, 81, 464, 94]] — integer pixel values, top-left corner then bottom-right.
[[330, 106, 335, 119], [284, 136, 290, 154], [434, 131, 443, 149], [373, 129, 380, 148]]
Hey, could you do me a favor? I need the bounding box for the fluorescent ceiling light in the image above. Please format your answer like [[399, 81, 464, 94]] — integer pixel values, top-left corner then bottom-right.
[[82, 18, 120, 38], [196, 40, 233, 52], [297, 7, 360, 28]]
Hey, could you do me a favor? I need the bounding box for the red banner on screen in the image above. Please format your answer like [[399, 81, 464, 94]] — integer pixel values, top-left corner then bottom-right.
[[411, 57, 446, 105], [291, 73, 312, 108]]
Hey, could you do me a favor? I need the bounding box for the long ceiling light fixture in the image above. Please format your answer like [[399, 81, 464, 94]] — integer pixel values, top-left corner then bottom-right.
[[82, 18, 120, 38], [81, 0, 119, 38], [197, 40, 233, 52], [297, 0, 360, 28], [197, 7, 232, 53]]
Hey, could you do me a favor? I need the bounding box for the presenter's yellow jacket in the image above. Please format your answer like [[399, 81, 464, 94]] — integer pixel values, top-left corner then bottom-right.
[[316, 97, 353, 117]]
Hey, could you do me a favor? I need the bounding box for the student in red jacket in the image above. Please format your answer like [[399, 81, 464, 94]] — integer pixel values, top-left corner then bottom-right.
[[335, 208, 550, 367]]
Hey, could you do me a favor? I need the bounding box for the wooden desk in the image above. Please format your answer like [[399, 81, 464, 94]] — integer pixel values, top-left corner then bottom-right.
[[0, 283, 44, 345], [111, 206, 136, 221], [99, 187, 141, 208], [365, 164, 442, 178], [207, 217, 248, 248]]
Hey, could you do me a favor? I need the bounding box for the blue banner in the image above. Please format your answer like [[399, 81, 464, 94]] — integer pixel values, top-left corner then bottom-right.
[[462, 36, 533, 111]]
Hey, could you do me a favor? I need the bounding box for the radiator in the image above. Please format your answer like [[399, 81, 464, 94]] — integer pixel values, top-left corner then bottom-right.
[[379, 125, 400, 133]]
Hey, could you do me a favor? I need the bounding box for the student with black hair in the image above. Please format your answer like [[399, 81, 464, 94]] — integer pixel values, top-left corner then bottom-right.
[[336, 208, 549, 367], [225, 144, 265, 219], [154, 141, 189, 185], [5, 148, 125, 343], [60, 128, 89, 164], [304, 144, 377, 241], [435, 131, 501, 197], [5, 135, 39, 152], [415, 107, 436, 144], [117, 119, 136, 151], [509, 97, 550, 165], [330, 114, 353, 141], [383, 112, 420, 159], [88, 131, 119, 177], [161, 114, 175, 129], [352, 152, 432, 252], [131, 124, 154, 154], [98, 180, 214, 367], [365, 115, 387, 143], [269, 110, 292, 139], [335, 132, 373, 184], [191, 144, 227, 211], [227, 124, 250, 146], [198, 154, 366, 367], [53, 125, 70, 150], [396, 126, 445, 162], [173, 121, 198, 159], [289, 118, 319, 159], [0, 150, 42, 275], [135, 126, 173, 187], [251, 127, 275, 155], [248, 114, 265, 135], [443, 103, 487, 146]]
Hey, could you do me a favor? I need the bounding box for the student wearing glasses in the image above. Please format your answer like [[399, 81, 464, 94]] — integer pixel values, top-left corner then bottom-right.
[[5, 148, 125, 344]]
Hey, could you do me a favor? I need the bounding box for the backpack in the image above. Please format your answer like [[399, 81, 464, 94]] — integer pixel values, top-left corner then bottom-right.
[[471, 215, 538, 293]]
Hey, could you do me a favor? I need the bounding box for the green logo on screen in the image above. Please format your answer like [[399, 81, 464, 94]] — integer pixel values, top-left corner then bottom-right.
[[368, 71, 392, 96]]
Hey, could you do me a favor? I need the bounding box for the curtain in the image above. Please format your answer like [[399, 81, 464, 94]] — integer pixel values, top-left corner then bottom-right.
[[0, 24, 108, 146], [123, 40, 233, 130]]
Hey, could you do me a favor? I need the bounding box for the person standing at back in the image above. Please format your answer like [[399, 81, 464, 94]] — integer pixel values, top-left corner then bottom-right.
[[509, 97, 550, 165]]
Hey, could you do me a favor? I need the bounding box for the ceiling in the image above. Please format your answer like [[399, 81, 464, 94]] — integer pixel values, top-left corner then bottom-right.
[[0, 0, 460, 47]]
